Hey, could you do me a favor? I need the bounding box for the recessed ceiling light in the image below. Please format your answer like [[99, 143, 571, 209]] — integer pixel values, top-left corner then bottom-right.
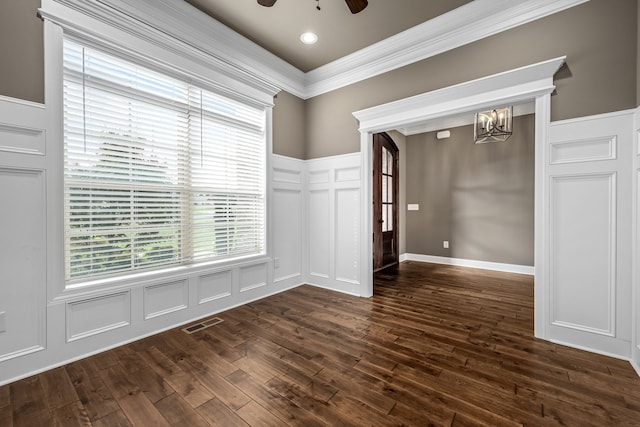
[[300, 32, 318, 45]]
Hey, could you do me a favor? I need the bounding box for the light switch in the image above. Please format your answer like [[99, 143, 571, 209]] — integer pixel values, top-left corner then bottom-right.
[[0, 312, 6, 334], [408, 204, 419, 211]]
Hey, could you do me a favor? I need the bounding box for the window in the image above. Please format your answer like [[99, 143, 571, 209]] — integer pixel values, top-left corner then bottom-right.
[[63, 39, 266, 283]]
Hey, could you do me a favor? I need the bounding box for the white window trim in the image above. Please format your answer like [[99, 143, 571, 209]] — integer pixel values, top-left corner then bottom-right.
[[41, 0, 277, 302]]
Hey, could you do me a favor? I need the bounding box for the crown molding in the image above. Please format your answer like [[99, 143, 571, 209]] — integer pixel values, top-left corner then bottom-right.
[[304, 0, 588, 98], [41, 0, 586, 100], [40, 0, 304, 98]]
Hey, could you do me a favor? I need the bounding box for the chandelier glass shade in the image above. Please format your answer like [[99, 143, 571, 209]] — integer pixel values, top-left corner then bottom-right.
[[474, 106, 513, 143]]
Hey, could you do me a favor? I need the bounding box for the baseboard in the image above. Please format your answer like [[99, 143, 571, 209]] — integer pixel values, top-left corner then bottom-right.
[[401, 253, 535, 276]]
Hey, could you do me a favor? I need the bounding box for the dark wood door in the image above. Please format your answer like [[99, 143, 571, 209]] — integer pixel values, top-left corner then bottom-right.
[[373, 132, 399, 271]]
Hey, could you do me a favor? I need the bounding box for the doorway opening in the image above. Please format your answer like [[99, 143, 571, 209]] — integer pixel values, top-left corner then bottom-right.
[[354, 56, 566, 339]]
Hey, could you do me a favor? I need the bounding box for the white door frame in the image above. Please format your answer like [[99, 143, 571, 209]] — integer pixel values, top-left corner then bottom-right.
[[352, 56, 566, 339]]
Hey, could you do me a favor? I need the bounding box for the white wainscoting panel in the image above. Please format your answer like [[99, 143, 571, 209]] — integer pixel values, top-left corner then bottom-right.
[[271, 155, 305, 288], [198, 270, 232, 304], [0, 167, 46, 361], [550, 173, 616, 335], [335, 188, 361, 285], [309, 169, 330, 184], [272, 167, 301, 184], [547, 110, 634, 358], [0, 123, 46, 156], [66, 291, 130, 342], [307, 153, 362, 295], [335, 166, 360, 182], [144, 280, 188, 320], [239, 262, 268, 293], [0, 96, 47, 157], [550, 136, 616, 165], [272, 189, 302, 282], [309, 190, 330, 279]]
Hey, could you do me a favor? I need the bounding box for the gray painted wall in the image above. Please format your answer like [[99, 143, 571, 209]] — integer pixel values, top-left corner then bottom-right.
[[0, 0, 43, 103], [273, 91, 305, 159], [405, 115, 535, 266], [305, 0, 638, 159], [1, 1, 637, 159]]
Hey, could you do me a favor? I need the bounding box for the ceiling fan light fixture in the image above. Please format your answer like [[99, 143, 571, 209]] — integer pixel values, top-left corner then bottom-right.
[[300, 32, 318, 44], [345, 0, 368, 14]]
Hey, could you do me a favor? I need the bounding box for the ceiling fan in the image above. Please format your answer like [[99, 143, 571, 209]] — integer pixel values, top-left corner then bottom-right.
[[257, 0, 368, 14]]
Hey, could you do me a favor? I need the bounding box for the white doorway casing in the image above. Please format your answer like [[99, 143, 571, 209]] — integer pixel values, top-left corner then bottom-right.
[[352, 56, 565, 340], [354, 57, 639, 366]]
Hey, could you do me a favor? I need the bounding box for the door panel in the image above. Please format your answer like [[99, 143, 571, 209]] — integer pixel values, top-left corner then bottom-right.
[[373, 133, 399, 271]]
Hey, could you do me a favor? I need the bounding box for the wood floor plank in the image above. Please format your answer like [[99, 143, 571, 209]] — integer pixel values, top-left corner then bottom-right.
[[39, 367, 80, 411], [65, 360, 121, 421], [226, 369, 326, 427], [91, 410, 132, 427], [196, 398, 249, 427], [139, 345, 214, 408], [0, 403, 13, 427], [154, 393, 210, 427], [0, 384, 10, 408], [4, 261, 640, 426], [111, 345, 174, 404], [116, 392, 172, 427], [9, 376, 50, 427], [50, 401, 91, 427], [235, 400, 285, 427]]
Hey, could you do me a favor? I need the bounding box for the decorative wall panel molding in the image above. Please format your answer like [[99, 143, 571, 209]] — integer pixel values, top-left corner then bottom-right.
[[239, 262, 268, 293], [272, 189, 302, 283], [307, 153, 361, 294], [272, 168, 302, 184], [547, 109, 634, 358], [334, 188, 361, 286], [550, 136, 617, 165], [66, 291, 130, 342], [0, 96, 47, 157], [198, 270, 233, 304], [309, 170, 330, 184], [0, 168, 46, 361], [550, 173, 616, 336], [144, 280, 189, 320], [335, 167, 360, 182], [0, 123, 45, 156], [309, 190, 330, 279]]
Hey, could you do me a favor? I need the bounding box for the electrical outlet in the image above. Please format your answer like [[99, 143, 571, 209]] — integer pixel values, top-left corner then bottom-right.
[[274, 257, 280, 269], [407, 204, 419, 211], [0, 312, 6, 334], [443, 241, 449, 249]]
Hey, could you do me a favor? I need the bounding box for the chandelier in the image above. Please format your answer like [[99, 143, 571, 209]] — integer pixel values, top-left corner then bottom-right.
[[474, 106, 513, 143]]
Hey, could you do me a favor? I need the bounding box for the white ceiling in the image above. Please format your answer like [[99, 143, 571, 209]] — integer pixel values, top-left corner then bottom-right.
[[183, 0, 473, 72]]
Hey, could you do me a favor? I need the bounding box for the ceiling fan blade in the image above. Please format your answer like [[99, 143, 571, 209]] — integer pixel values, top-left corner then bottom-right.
[[257, 0, 277, 6], [345, 0, 368, 14]]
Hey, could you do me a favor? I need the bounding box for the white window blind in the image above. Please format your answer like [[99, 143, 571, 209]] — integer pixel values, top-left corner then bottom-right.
[[63, 38, 266, 283]]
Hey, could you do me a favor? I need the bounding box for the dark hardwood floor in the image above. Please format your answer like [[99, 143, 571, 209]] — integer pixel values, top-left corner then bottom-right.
[[2, 261, 640, 426]]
